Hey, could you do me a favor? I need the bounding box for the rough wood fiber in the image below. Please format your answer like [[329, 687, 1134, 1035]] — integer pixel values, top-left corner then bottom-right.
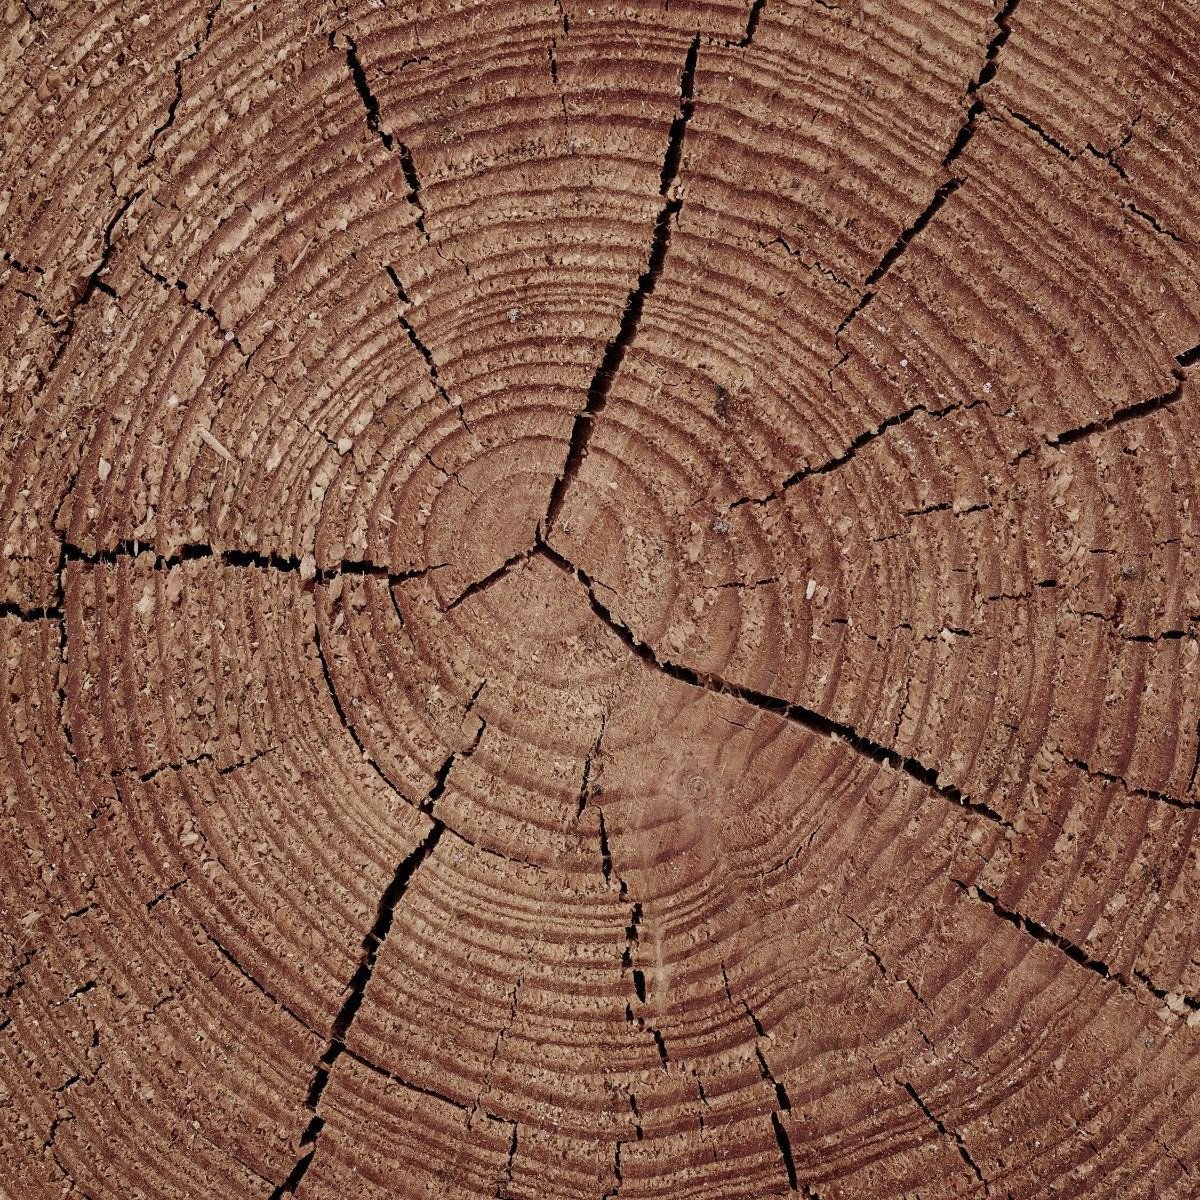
[[2, 0, 1200, 1196]]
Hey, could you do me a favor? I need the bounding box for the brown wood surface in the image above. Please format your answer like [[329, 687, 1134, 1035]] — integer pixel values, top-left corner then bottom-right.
[[3, 0, 1200, 1196]]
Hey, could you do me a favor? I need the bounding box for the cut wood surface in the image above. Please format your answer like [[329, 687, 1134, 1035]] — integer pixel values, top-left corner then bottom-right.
[[3, 0, 1200, 1196]]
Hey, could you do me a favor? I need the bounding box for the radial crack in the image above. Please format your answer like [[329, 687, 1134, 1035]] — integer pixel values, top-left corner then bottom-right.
[[422, 681, 487, 814], [1046, 347, 1197, 446], [541, 33, 700, 537], [61, 536, 445, 587], [269, 821, 445, 1197], [953, 880, 1200, 1017], [730, 400, 962, 508], [384, 265, 468, 424], [2, 249, 44, 275], [539, 537, 1010, 830], [721, 964, 810, 1193], [498, 1120, 518, 1197], [737, 0, 767, 47], [741, 1001, 790, 1112], [902, 1081, 987, 1188], [601, 1140, 623, 1200], [607, 835, 668, 1069], [941, 0, 1022, 169], [577, 715, 606, 814], [140, 264, 244, 352], [598, 810, 617, 888], [547, 35, 572, 147], [203, 925, 322, 1040], [343, 36, 428, 236], [833, 179, 962, 347], [846, 914, 934, 1028], [1060, 752, 1199, 812], [0, 600, 62, 622], [344, 1046, 478, 1112], [1127, 204, 1184, 243], [833, 0, 1022, 347], [1003, 106, 1075, 161], [446, 546, 538, 609], [139, 1, 221, 167], [40, 188, 142, 381], [770, 1111, 799, 1191], [313, 616, 410, 804]]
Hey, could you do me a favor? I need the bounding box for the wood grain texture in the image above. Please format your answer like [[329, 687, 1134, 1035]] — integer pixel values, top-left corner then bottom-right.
[[3, 0, 1200, 1196]]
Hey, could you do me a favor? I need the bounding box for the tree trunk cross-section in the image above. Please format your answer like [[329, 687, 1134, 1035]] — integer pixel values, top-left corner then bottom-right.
[[2, 0, 1200, 1196]]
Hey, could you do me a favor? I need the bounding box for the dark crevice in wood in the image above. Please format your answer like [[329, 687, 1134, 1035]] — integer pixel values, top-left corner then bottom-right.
[[203, 924, 322, 1042], [384, 265, 467, 424], [730, 399, 969, 509], [422, 681, 487, 815], [13, 287, 65, 334], [650, 1027, 670, 1067], [722, 964, 806, 1192], [60, 536, 445, 586], [395, 142, 428, 237], [313, 621, 500, 878], [1003, 106, 1075, 160], [547, 32, 572, 146], [424, 752, 460, 814], [1084, 118, 1138, 180], [1047, 346, 1197, 446], [270, 821, 444, 1197], [343, 36, 428, 236], [138, 0, 221, 167], [960, 0, 1021, 113], [623, 904, 642, 977], [447, 546, 537, 609], [541, 33, 699, 538], [601, 1140, 623, 1200], [145, 878, 187, 912], [2, 248, 44, 275], [129, 745, 275, 785], [1125, 199, 1181, 243], [597, 822, 667, 1072], [737, 0, 768, 48], [833, 178, 962, 346], [1174, 343, 1200, 370], [657, 35, 700, 195], [902, 1081, 987, 1188], [903, 501, 991, 519], [539, 537, 1011, 830], [344, 1045, 488, 1114], [752, 1036, 790, 1112], [0, 601, 62, 622], [846, 914, 933, 1021], [954, 880, 1199, 1014], [497, 1121, 518, 1198], [770, 1111, 799, 1191], [38, 188, 142, 385], [939, 0, 1021, 171], [139, 264, 244, 353], [343, 36, 385, 144], [442, 32, 701, 599], [577, 716, 606, 814], [629, 1092, 644, 1140], [1061, 753, 1199, 812], [313, 615, 409, 807], [541, 200, 678, 533], [833, 0, 1022, 348], [598, 809, 617, 890]]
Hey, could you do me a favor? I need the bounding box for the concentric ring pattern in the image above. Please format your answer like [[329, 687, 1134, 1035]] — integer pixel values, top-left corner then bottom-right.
[[3, 0, 1200, 1196]]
